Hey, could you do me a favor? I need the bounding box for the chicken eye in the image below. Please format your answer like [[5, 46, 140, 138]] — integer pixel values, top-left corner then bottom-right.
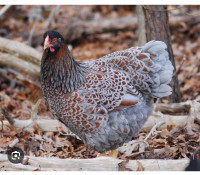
[[52, 38, 57, 42]]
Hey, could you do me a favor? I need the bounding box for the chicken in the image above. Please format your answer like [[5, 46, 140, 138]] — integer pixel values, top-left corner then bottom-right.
[[40, 30, 174, 153]]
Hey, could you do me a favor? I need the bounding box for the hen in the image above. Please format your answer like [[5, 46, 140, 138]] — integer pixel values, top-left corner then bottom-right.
[[40, 30, 174, 153]]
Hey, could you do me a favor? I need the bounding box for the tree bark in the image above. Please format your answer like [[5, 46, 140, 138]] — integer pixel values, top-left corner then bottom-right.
[[136, 6, 146, 46], [143, 5, 181, 103]]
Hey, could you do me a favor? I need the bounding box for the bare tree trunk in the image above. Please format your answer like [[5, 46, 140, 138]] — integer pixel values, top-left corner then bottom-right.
[[136, 6, 146, 46], [143, 5, 181, 103]]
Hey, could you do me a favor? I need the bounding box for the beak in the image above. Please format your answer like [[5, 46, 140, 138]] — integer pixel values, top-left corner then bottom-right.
[[43, 34, 52, 50], [44, 44, 52, 50]]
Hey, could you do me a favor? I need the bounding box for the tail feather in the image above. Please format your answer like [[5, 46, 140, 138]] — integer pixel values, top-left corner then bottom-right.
[[142, 40, 167, 52], [142, 40, 174, 98]]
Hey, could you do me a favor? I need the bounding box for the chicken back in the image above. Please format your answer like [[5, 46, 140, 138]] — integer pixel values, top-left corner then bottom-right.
[[40, 30, 174, 152]]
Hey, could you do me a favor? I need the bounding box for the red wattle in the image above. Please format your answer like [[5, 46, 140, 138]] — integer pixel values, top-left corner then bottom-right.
[[50, 47, 55, 52]]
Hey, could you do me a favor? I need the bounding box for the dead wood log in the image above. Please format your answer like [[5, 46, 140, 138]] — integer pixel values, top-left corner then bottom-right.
[[0, 153, 189, 171], [155, 98, 200, 122], [58, 16, 138, 42], [0, 53, 40, 77], [142, 114, 188, 132], [0, 37, 41, 66], [169, 12, 200, 28], [0, 118, 65, 132], [32, 15, 138, 45], [155, 102, 191, 114]]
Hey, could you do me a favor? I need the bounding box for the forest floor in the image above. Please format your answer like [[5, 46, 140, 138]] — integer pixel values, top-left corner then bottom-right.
[[0, 5, 200, 165]]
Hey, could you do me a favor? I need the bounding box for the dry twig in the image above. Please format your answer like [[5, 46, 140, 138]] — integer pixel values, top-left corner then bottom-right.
[[28, 17, 40, 46], [45, 5, 60, 29], [21, 98, 42, 131], [0, 108, 15, 126], [0, 5, 11, 16], [172, 55, 186, 77], [144, 112, 166, 141], [9, 138, 19, 148]]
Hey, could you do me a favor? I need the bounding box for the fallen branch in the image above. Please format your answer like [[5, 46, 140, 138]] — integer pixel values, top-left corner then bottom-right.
[[18, 99, 43, 132], [32, 15, 138, 45], [155, 98, 200, 121], [0, 153, 189, 171], [0, 37, 41, 66], [0, 5, 11, 17], [185, 98, 200, 135], [59, 15, 137, 42], [144, 113, 165, 141], [45, 5, 60, 29], [0, 53, 40, 77], [31, 98, 41, 121], [169, 11, 200, 28], [155, 102, 191, 114], [0, 118, 70, 133], [143, 114, 188, 132], [118, 140, 148, 157], [28, 15, 41, 46], [0, 68, 27, 89], [9, 138, 19, 148]]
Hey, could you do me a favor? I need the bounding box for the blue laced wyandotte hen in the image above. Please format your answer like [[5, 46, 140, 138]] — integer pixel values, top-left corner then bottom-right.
[[40, 30, 174, 154]]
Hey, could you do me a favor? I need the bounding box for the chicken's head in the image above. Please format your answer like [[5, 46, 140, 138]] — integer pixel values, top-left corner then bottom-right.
[[43, 30, 64, 54]]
